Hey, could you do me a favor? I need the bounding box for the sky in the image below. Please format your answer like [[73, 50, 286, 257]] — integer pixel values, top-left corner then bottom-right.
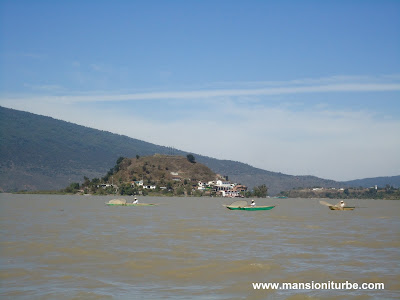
[[1, 0, 399, 181]]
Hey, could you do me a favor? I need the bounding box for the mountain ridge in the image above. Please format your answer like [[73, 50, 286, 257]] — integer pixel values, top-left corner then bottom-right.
[[1, 106, 398, 194]]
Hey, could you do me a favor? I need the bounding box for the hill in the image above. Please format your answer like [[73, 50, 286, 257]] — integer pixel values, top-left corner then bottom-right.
[[113, 155, 218, 185], [68, 154, 222, 196], [344, 175, 400, 189], [1, 106, 397, 195], [0, 106, 171, 191]]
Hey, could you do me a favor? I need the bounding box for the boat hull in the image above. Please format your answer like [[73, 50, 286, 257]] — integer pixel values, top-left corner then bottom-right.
[[105, 203, 157, 206], [328, 206, 355, 211], [225, 205, 275, 211]]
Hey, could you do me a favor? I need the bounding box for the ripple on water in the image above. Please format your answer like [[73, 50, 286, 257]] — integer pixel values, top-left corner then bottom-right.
[[1, 194, 399, 300]]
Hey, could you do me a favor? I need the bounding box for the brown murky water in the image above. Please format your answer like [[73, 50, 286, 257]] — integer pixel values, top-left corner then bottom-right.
[[0, 194, 399, 299]]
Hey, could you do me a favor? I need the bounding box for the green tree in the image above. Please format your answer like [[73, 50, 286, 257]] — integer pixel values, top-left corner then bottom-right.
[[176, 186, 185, 195], [83, 176, 90, 187], [64, 182, 80, 193], [244, 191, 252, 198], [253, 184, 268, 198], [119, 183, 136, 195], [193, 190, 203, 197], [70, 182, 80, 190], [187, 154, 196, 163]]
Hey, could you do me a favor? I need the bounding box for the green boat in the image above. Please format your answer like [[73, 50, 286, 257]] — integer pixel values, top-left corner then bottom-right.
[[105, 202, 158, 206], [224, 200, 275, 211], [328, 206, 355, 211], [225, 205, 275, 211]]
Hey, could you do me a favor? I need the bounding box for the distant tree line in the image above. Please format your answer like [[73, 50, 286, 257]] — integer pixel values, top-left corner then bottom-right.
[[280, 185, 400, 200]]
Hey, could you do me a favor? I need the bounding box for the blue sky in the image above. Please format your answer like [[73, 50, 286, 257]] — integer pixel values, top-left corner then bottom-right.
[[1, 0, 399, 181]]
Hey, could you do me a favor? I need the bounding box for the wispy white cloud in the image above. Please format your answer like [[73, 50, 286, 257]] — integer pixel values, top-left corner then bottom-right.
[[19, 52, 46, 60], [23, 83, 64, 91], [4, 74, 399, 105], [90, 64, 102, 72], [90, 63, 111, 73], [74, 102, 398, 181], [2, 83, 399, 104], [1, 74, 399, 181], [130, 105, 400, 181], [205, 74, 400, 88]]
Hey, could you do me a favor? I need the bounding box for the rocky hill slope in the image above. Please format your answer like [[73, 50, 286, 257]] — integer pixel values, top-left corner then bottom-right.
[[112, 155, 219, 185]]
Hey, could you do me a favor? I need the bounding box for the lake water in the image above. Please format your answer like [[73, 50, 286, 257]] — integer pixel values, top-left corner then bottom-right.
[[0, 194, 399, 299]]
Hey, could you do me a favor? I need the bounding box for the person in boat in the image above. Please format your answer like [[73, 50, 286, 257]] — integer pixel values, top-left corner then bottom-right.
[[132, 197, 138, 204], [335, 200, 346, 210], [250, 200, 256, 207]]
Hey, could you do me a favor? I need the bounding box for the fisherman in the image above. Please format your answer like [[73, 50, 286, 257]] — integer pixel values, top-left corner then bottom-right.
[[250, 199, 256, 207], [133, 197, 138, 204], [335, 200, 346, 210]]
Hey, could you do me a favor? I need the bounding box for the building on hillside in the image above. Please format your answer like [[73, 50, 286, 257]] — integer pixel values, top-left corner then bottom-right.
[[233, 184, 247, 193], [131, 180, 143, 187], [214, 180, 235, 191], [213, 180, 247, 197], [221, 190, 242, 197], [98, 184, 114, 189], [197, 181, 208, 190]]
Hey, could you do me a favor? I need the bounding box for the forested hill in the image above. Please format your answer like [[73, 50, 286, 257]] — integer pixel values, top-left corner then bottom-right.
[[1, 106, 396, 194]]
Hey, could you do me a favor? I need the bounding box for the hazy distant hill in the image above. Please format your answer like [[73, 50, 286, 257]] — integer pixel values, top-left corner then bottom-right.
[[0, 106, 173, 191], [345, 176, 400, 189], [0, 106, 396, 194]]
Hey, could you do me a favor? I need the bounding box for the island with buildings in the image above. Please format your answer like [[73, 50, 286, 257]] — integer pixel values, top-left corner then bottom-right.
[[61, 154, 268, 198]]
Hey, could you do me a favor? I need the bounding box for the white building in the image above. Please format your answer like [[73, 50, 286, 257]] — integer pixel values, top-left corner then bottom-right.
[[143, 185, 156, 190], [221, 190, 241, 197], [215, 180, 235, 191], [197, 181, 208, 190], [98, 184, 114, 189]]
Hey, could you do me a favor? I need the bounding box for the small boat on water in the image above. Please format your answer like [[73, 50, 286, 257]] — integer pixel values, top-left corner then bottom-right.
[[225, 205, 275, 211], [105, 203, 158, 206], [319, 200, 355, 211], [105, 199, 158, 206], [328, 206, 355, 211], [223, 200, 275, 211]]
